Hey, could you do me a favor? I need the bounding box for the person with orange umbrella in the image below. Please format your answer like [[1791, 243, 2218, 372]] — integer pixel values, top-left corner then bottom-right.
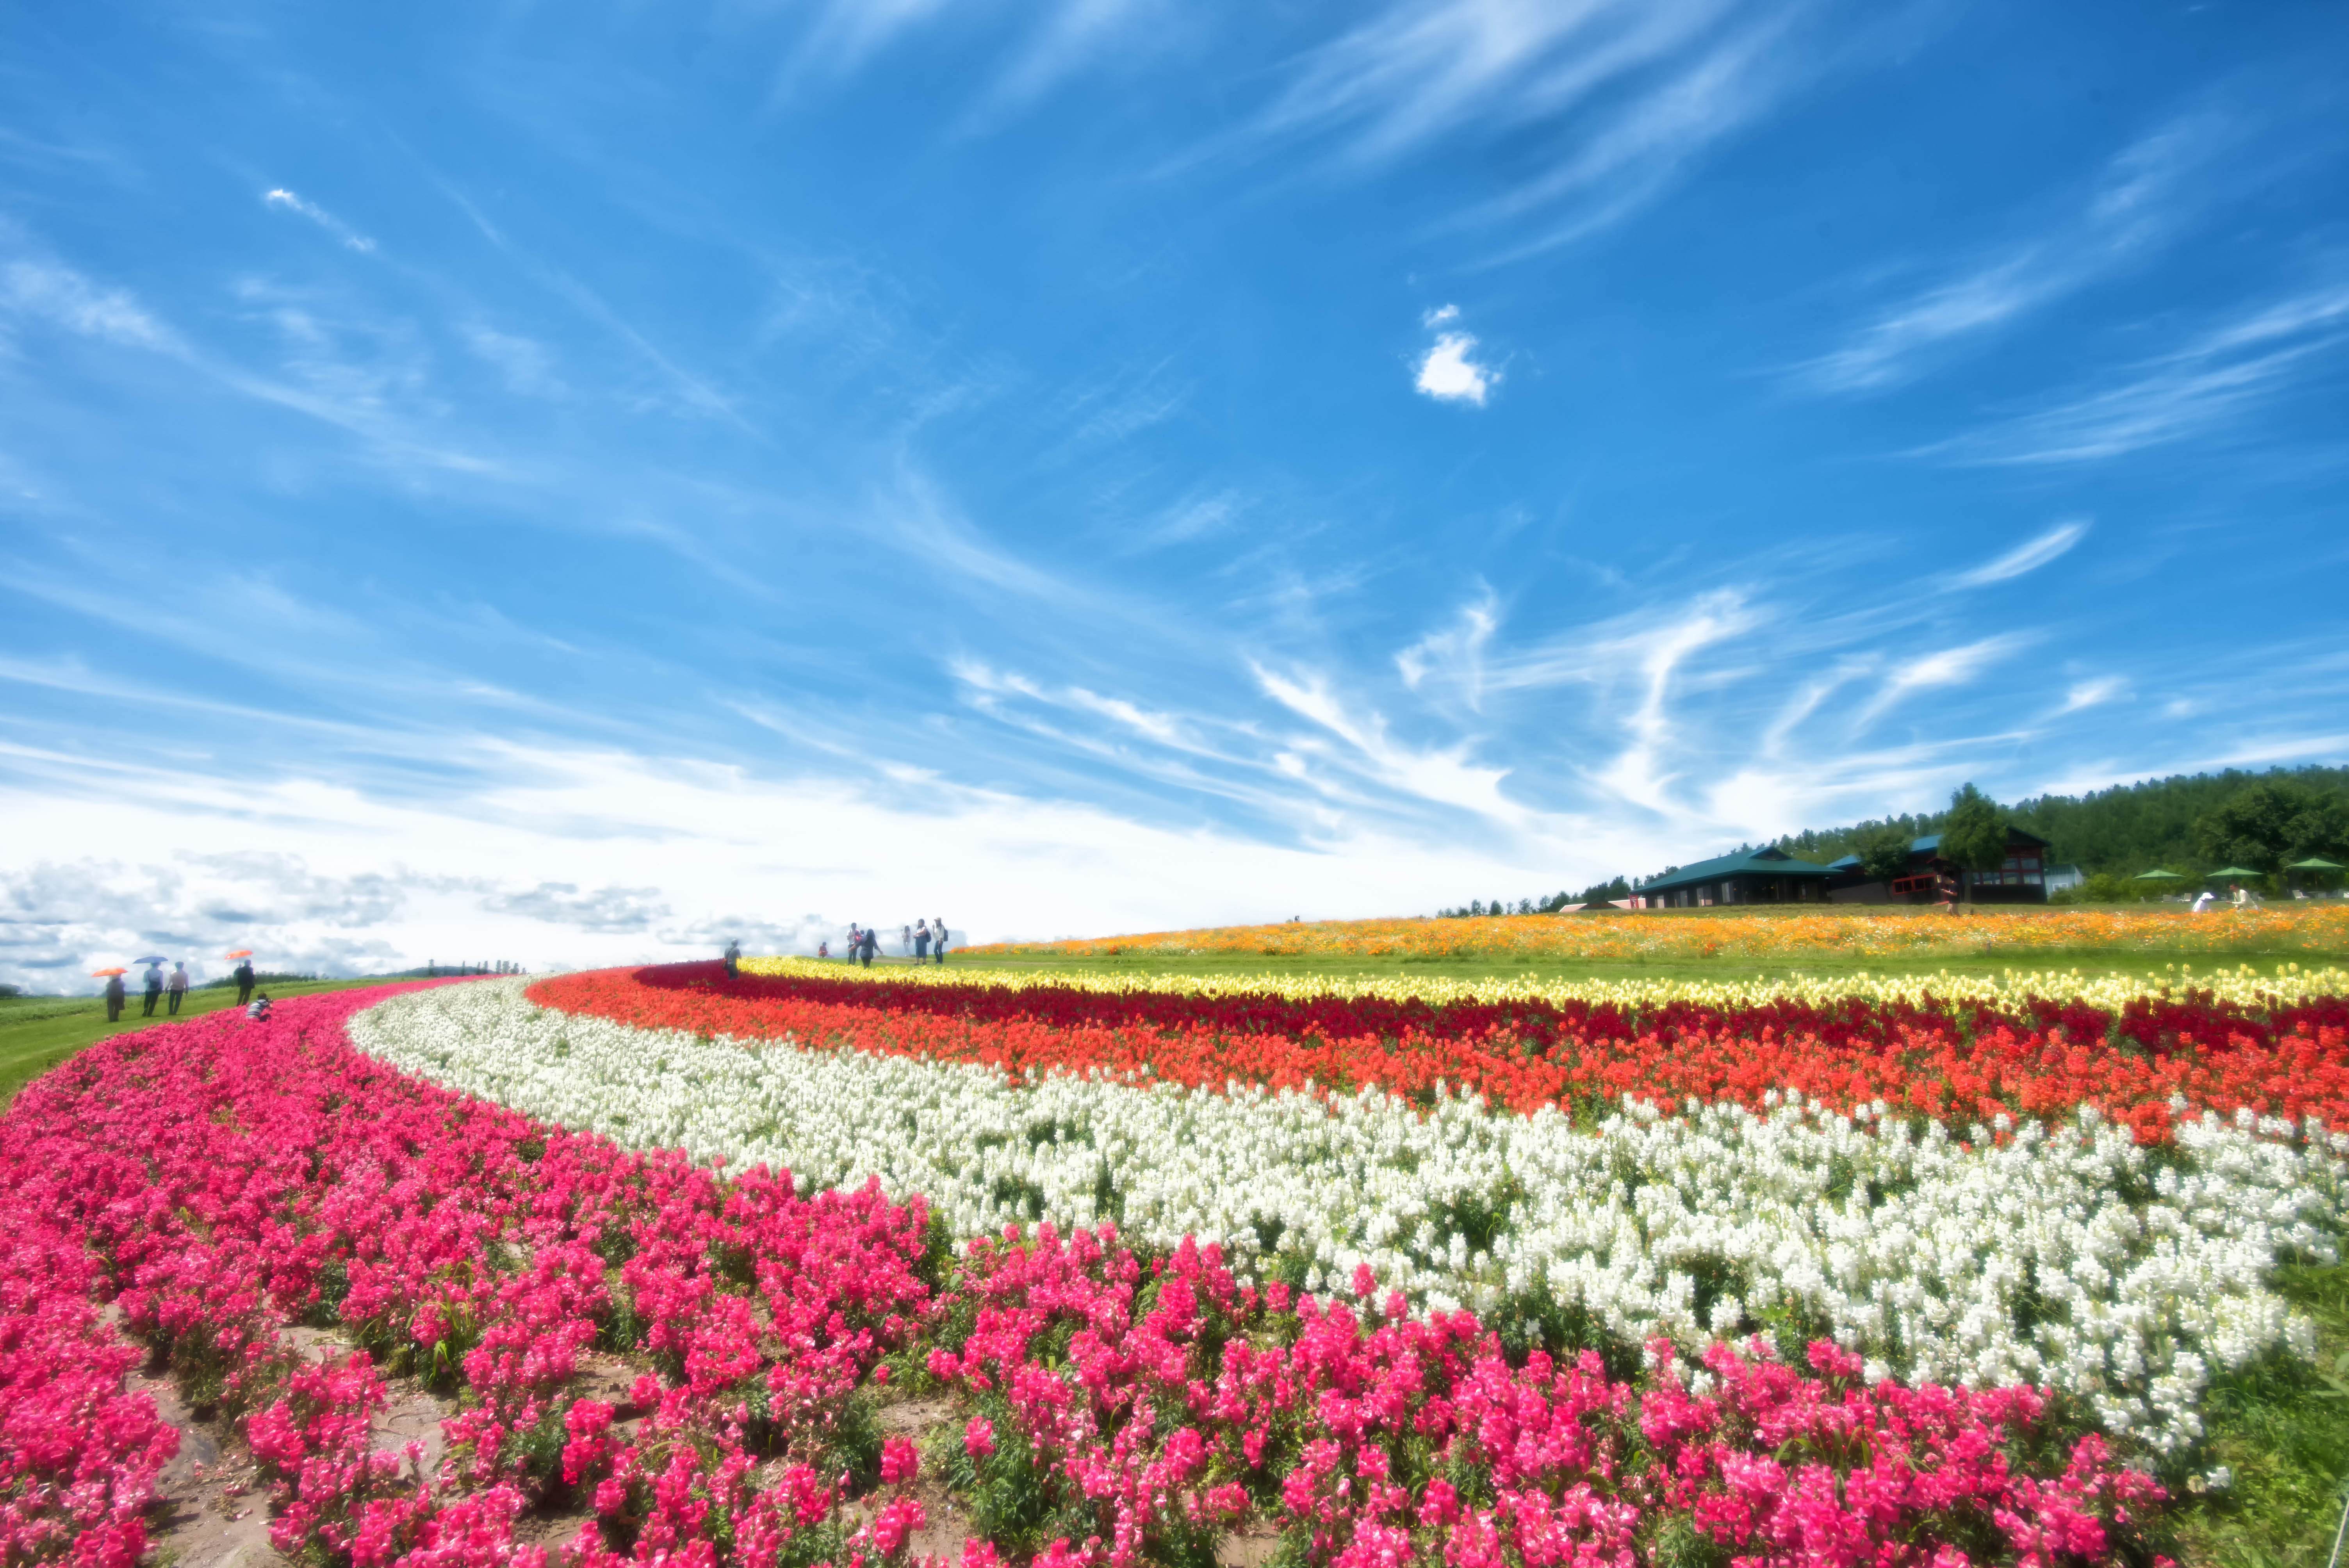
[[227, 951, 256, 1006], [93, 967, 127, 1023]]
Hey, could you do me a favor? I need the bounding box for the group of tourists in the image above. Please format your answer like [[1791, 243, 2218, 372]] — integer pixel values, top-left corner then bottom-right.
[[99, 957, 262, 1024], [813, 919, 952, 967]]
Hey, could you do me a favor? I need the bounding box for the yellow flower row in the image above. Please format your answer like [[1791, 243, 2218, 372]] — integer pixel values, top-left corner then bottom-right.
[[739, 954, 2349, 1014], [950, 905, 2349, 963]]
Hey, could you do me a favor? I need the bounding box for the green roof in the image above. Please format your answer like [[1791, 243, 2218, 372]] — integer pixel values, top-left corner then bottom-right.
[[1638, 845, 1837, 895]]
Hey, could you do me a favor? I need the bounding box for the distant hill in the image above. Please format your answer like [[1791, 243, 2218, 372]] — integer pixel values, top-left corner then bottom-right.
[[1769, 765, 2349, 878]]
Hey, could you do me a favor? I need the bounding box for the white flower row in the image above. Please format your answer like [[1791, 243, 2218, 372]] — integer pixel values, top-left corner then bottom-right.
[[350, 980, 2344, 1456]]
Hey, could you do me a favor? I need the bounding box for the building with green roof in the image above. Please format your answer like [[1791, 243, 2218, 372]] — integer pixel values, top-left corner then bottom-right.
[[1630, 845, 1838, 909]]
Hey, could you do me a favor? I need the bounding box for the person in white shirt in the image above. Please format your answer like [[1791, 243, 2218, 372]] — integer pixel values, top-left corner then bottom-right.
[[166, 962, 190, 1015]]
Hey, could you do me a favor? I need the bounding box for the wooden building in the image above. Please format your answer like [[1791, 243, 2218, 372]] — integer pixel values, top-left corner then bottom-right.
[[1629, 845, 1839, 909], [1825, 828, 2054, 904]]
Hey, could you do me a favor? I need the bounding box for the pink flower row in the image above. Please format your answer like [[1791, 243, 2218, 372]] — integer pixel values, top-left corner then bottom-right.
[[923, 1224, 2169, 1568], [0, 1183, 179, 1568], [3, 985, 935, 1568], [2, 985, 2173, 1568]]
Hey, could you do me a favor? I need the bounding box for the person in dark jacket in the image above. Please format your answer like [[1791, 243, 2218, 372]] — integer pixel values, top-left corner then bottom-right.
[[235, 960, 256, 1005], [141, 962, 164, 1017], [859, 927, 877, 967], [103, 973, 127, 1023], [724, 939, 741, 980]]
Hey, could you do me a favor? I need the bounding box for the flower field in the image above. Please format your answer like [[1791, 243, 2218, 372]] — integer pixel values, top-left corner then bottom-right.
[[956, 905, 2349, 964], [577, 960, 2349, 1137], [8, 959, 2347, 1566], [0, 982, 2232, 1568]]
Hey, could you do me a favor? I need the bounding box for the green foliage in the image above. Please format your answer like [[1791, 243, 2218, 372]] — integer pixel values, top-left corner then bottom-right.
[[2172, 1260, 2349, 1566], [1938, 784, 2010, 891], [2050, 871, 2157, 906], [1855, 829, 1914, 882], [2195, 780, 2349, 878], [1771, 765, 2349, 885]]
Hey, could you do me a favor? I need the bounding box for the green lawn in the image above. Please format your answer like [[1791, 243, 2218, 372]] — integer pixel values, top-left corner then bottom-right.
[[0, 976, 407, 1107]]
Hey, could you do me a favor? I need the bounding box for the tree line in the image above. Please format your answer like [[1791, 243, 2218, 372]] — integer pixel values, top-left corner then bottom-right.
[[1432, 765, 2349, 914]]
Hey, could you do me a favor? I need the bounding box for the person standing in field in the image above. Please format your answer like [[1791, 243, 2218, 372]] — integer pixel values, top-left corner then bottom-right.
[[933, 918, 948, 964], [141, 962, 164, 1017], [859, 927, 877, 967], [234, 959, 257, 1006], [724, 939, 741, 979], [166, 962, 189, 1015], [914, 920, 931, 962], [901, 923, 912, 957], [103, 972, 127, 1023]]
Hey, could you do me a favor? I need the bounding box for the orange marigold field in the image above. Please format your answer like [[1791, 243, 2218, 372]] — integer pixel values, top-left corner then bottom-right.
[[964, 903, 2349, 962]]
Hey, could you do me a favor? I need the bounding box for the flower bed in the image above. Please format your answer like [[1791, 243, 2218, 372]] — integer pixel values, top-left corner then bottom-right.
[[925, 1226, 2168, 1568], [4, 984, 933, 1568], [737, 953, 2349, 1015], [2, 986, 2192, 1566], [363, 978, 2343, 1456], [957, 905, 2349, 963], [539, 962, 2349, 1137]]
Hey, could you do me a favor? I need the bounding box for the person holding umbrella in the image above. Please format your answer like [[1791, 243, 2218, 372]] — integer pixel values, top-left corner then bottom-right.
[[96, 968, 127, 1023], [139, 959, 166, 1017]]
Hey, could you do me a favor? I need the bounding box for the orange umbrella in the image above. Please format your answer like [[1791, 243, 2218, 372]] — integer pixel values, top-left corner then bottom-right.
[[91, 967, 127, 976], [225, 950, 254, 959]]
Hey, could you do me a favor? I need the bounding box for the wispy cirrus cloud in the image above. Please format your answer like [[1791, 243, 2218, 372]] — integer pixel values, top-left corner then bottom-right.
[[1944, 519, 2091, 589], [1849, 634, 2033, 731], [1241, 0, 1846, 253], [1932, 280, 2349, 465], [1, 254, 184, 353], [1797, 107, 2236, 393], [263, 187, 378, 253]]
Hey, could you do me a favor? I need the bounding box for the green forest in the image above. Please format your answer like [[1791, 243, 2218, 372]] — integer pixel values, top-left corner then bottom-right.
[[1770, 765, 2349, 881], [1439, 766, 2349, 915]]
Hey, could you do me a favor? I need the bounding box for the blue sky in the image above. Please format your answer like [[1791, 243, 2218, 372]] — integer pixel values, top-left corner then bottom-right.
[[4, 0, 2347, 984]]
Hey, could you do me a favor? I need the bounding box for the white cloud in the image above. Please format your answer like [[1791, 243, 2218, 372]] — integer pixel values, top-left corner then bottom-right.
[[0, 738, 1581, 990], [1415, 331, 1497, 404], [1798, 107, 2234, 393], [2059, 676, 2128, 714], [0, 257, 182, 352], [1395, 589, 1499, 709], [1938, 281, 2349, 465], [1422, 303, 1460, 326], [1851, 634, 2032, 730], [263, 187, 378, 253], [1946, 519, 2091, 589]]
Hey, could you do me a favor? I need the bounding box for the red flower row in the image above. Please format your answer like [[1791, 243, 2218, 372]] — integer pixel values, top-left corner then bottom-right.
[[530, 964, 2349, 1140]]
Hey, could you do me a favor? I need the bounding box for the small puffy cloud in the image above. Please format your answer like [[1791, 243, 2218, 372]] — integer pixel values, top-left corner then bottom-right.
[[263, 188, 376, 253], [1422, 303, 1460, 327], [1415, 331, 1497, 406]]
